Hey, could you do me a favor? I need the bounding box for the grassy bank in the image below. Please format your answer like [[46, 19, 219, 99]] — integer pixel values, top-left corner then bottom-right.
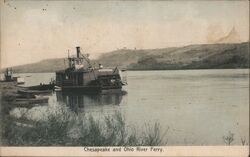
[[2, 109, 167, 146]]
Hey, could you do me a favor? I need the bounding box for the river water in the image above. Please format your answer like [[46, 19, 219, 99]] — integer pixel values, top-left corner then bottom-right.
[[10, 69, 249, 145]]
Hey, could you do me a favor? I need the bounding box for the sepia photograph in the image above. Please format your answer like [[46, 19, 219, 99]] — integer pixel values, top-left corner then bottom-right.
[[0, 0, 249, 156]]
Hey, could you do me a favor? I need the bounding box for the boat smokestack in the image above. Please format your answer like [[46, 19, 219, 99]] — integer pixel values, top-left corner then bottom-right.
[[76, 46, 80, 58]]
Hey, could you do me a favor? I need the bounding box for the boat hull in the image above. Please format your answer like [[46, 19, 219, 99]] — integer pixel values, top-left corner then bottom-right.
[[17, 89, 52, 99], [14, 97, 49, 107], [61, 85, 122, 94], [26, 84, 55, 90]]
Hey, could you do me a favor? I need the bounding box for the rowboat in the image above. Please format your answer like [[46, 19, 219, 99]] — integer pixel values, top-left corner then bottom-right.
[[14, 96, 49, 107], [17, 89, 52, 95]]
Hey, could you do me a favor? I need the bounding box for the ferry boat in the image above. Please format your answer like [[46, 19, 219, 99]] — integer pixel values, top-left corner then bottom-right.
[[55, 47, 127, 93]]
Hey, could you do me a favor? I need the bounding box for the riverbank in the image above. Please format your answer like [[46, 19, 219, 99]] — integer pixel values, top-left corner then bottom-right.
[[0, 81, 18, 145], [0, 82, 19, 114], [3, 110, 167, 146], [0, 81, 167, 146]]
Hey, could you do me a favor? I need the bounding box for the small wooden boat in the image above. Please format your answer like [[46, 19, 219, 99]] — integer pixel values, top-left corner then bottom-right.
[[26, 83, 55, 90], [18, 89, 52, 95], [14, 96, 49, 107]]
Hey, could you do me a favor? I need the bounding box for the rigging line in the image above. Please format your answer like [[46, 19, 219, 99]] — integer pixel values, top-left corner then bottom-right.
[[80, 47, 100, 68], [79, 47, 92, 67], [78, 47, 97, 80]]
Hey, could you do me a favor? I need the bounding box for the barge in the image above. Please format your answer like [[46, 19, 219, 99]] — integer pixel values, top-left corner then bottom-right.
[[56, 47, 127, 93]]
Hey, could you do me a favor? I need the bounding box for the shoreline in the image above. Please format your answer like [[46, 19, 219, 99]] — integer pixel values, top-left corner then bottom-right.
[[0, 67, 249, 74]]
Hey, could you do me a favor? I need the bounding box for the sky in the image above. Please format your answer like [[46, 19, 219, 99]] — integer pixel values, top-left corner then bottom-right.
[[0, 0, 249, 68]]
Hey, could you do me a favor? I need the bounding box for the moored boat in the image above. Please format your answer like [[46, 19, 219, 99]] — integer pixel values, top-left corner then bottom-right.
[[17, 89, 52, 98], [1, 68, 25, 84], [25, 83, 55, 90], [55, 47, 127, 93], [14, 96, 49, 107]]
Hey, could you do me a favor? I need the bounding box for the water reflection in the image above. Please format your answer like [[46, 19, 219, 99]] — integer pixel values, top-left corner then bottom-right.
[[56, 91, 126, 113]]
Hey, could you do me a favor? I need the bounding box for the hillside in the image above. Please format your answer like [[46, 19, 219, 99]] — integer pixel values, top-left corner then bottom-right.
[[97, 42, 249, 70], [5, 42, 250, 73], [9, 58, 69, 73]]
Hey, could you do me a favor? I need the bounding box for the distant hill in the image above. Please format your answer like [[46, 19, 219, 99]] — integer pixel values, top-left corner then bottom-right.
[[4, 42, 250, 73], [9, 58, 69, 73], [97, 42, 249, 70]]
